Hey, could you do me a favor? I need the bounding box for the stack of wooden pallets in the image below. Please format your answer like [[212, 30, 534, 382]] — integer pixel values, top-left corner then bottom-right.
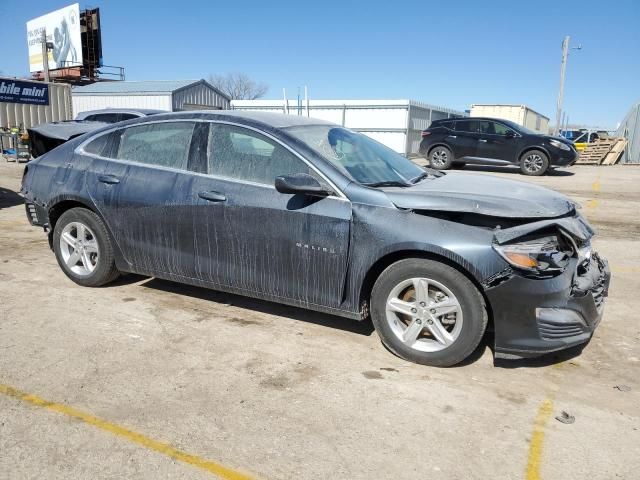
[[576, 138, 628, 165]]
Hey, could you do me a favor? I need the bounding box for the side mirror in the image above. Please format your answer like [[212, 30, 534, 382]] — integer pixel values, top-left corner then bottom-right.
[[505, 130, 516, 139], [275, 173, 331, 196]]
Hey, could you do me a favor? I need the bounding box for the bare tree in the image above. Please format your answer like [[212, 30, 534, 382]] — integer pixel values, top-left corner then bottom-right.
[[208, 72, 268, 100]]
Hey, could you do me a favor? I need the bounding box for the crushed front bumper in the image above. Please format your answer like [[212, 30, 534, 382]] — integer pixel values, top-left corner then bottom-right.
[[486, 252, 610, 360]]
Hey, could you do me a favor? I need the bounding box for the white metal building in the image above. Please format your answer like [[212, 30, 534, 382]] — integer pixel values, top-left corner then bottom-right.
[[231, 99, 466, 155], [0, 77, 72, 130], [72, 80, 230, 116], [470, 104, 550, 134]]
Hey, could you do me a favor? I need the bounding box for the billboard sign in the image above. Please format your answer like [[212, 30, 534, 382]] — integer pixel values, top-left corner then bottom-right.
[[0, 80, 49, 106], [27, 4, 82, 73]]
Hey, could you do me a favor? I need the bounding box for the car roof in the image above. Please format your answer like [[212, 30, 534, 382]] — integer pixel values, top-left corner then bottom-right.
[[431, 117, 518, 125], [143, 110, 337, 129], [75, 108, 167, 119]]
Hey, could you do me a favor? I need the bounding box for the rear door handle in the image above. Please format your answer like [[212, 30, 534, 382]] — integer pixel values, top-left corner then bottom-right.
[[446, 135, 457, 139], [478, 139, 488, 143], [97, 174, 120, 184], [198, 191, 227, 202]]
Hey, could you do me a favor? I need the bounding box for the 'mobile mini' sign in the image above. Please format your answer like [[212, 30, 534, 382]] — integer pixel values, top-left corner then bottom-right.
[[0, 80, 49, 105]]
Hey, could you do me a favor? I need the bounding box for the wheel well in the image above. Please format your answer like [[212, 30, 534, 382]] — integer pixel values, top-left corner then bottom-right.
[[47, 200, 97, 247], [358, 250, 493, 327]]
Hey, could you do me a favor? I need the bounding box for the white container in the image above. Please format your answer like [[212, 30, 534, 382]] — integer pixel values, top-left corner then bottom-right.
[[470, 104, 550, 134], [0, 78, 72, 130]]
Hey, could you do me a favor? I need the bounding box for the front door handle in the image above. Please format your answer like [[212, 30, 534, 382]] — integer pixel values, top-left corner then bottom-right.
[[198, 191, 227, 202], [446, 135, 457, 139], [478, 139, 488, 143], [97, 174, 120, 184]]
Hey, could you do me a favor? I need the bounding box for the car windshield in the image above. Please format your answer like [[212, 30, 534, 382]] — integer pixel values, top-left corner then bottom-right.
[[500, 119, 538, 135], [285, 125, 433, 186]]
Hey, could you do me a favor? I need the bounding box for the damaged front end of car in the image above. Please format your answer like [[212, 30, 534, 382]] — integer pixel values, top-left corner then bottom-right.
[[484, 212, 611, 359]]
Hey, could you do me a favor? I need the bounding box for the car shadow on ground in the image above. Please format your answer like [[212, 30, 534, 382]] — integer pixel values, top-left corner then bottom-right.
[[0, 187, 24, 210], [139, 277, 376, 336], [115, 276, 581, 368], [460, 165, 575, 177], [493, 342, 588, 368]]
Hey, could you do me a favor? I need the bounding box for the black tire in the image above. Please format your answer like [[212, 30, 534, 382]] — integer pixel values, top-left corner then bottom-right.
[[428, 146, 454, 170], [52, 207, 120, 287], [370, 259, 487, 367], [519, 149, 550, 176]]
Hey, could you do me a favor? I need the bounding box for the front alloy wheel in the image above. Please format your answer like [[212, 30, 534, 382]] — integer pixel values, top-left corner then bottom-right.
[[370, 259, 487, 366], [520, 150, 549, 176], [385, 278, 463, 352]]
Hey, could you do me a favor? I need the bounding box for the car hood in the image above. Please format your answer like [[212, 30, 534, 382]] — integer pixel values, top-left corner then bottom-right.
[[383, 172, 576, 218]]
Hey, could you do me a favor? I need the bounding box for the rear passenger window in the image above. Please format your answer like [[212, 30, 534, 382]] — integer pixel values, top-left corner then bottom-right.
[[115, 122, 195, 170], [207, 125, 310, 185], [454, 120, 479, 133], [83, 133, 111, 156]]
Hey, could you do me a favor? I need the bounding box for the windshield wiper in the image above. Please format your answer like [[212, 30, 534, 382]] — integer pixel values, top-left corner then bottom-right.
[[409, 172, 430, 184], [409, 168, 444, 184], [363, 180, 411, 188]]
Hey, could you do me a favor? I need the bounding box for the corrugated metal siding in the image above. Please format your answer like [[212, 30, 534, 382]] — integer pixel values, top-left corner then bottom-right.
[[72, 80, 199, 94], [617, 102, 640, 164], [172, 83, 230, 111], [72, 94, 172, 116], [0, 80, 72, 129]]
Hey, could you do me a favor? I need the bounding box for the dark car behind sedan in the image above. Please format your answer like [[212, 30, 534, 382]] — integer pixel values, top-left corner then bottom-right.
[[20, 111, 609, 366], [419, 117, 578, 175]]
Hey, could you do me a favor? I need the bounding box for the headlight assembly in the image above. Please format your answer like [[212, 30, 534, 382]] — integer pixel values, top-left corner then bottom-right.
[[549, 139, 571, 151], [494, 235, 573, 273]]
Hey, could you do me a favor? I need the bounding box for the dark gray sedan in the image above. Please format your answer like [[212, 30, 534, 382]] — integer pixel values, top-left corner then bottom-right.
[[20, 111, 610, 366]]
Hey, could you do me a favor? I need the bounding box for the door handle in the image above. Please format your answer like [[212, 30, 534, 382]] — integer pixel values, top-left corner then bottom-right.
[[97, 174, 120, 184], [478, 139, 488, 143], [446, 135, 457, 139], [198, 191, 227, 202]]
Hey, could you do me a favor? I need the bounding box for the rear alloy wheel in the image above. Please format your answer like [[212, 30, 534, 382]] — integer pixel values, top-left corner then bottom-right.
[[53, 208, 120, 287], [520, 150, 549, 176], [428, 146, 454, 170], [371, 259, 487, 367]]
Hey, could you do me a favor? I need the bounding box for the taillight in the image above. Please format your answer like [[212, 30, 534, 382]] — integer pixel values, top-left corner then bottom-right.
[[20, 165, 29, 193], [421, 131, 431, 137]]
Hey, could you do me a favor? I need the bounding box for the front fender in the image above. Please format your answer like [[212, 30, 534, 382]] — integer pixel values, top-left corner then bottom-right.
[[340, 203, 507, 314]]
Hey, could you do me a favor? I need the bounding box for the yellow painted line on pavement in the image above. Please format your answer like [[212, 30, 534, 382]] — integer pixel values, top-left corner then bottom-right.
[[592, 179, 601, 192], [585, 199, 599, 209], [525, 398, 554, 480], [0, 383, 253, 480]]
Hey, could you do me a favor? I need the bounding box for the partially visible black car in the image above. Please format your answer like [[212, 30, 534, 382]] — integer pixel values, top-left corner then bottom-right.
[[28, 109, 167, 158], [419, 117, 578, 176], [75, 108, 166, 123]]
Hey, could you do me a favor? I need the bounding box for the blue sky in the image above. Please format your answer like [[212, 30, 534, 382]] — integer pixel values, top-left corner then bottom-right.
[[1, 0, 638, 127]]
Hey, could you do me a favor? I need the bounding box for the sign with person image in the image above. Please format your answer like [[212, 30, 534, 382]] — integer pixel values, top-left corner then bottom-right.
[[26, 3, 82, 73]]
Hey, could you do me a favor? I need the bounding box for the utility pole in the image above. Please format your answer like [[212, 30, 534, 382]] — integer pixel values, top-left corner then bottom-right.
[[554, 36, 581, 136], [41, 29, 50, 82]]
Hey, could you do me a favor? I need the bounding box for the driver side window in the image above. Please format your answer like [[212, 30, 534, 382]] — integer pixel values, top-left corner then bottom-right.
[[207, 124, 310, 185]]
